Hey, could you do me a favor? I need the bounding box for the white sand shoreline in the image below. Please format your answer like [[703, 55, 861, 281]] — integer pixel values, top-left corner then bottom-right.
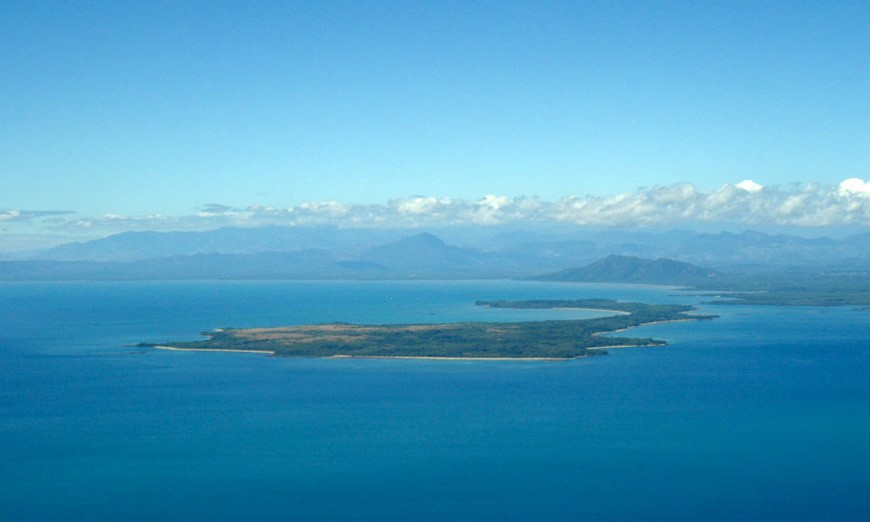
[[326, 354, 581, 361], [597, 317, 701, 335], [153, 345, 275, 355], [152, 345, 579, 360], [586, 343, 664, 350], [551, 307, 631, 315], [152, 345, 659, 360]]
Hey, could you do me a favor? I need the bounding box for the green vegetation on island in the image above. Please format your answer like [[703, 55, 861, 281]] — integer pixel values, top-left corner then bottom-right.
[[146, 299, 716, 359]]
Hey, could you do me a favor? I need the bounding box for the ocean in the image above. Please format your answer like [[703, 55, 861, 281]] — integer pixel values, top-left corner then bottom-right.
[[1, 280, 867, 521]]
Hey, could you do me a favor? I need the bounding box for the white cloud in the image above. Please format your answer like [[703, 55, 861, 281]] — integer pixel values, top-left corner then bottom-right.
[[0, 210, 22, 221], [396, 196, 451, 216], [838, 177, 870, 197], [30, 179, 870, 235], [736, 179, 764, 193], [295, 201, 351, 218], [0, 209, 74, 222]]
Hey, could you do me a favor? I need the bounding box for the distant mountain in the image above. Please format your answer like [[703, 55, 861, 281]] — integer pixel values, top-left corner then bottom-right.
[[0, 249, 392, 281], [358, 233, 490, 277], [497, 230, 869, 270], [664, 231, 844, 266], [538, 255, 718, 285], [4, 227, 868, 281], [39, 226, 403, 262], [34, 224, 870, 270], [0, 233, 506, 280]]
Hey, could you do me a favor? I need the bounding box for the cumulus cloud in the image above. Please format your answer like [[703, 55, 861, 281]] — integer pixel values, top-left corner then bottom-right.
[[736, 179, 763, 192], [0, 210, 22, 221], [260, 180, 867, 228], [34, 179, 870, 234], [396, 196, 451, 215], [295, 201, 352, 219], [0, 209, 74, 222], [839, 178, 870, 197]]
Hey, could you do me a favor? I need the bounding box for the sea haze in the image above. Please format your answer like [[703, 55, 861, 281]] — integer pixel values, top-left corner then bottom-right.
[[1, 281, 867, 521]]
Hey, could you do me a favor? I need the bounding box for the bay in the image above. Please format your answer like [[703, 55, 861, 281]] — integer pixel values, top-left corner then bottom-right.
[[0, 280, 867, 521]]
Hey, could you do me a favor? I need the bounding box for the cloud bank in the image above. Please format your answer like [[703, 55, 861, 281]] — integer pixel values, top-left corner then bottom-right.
[[0, 210, 74, 222], [25, 179, 870, 234]]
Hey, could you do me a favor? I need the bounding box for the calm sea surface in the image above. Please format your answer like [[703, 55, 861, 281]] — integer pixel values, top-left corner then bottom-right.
[[1, 280, 867, 521]]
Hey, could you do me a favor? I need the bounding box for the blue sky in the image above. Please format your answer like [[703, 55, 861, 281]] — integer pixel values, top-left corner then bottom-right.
[[1, 1, 868, 246]]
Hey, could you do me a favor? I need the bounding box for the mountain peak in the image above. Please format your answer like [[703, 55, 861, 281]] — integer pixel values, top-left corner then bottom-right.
[[396, 233, 446, 248], [541, 255, 716, 284]]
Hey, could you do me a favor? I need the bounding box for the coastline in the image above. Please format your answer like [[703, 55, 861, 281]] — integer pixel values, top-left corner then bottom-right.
[[153, 341, 665, 359], [587, 342, 665, 350], [152, 331, 671, 360], [153, 345, 275, 355], [597, 317, 704, 336], [326, 354, 581, 361], [550, 307, 631, 315], [154, 345, 577, 360]]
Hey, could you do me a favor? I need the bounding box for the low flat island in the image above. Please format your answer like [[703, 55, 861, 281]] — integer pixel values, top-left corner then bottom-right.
[[145, 299, 716, 360]]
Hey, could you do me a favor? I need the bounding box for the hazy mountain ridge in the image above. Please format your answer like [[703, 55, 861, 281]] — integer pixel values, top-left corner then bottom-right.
[[1, 227, 866, 281], [538, 255, 718, 285], [34, 226, 870, 265], [1, 233, 527, 280], [40, 226, 406, 262]]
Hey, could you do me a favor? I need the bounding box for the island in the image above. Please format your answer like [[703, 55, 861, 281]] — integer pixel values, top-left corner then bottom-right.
[[144, 299, 716, 360]]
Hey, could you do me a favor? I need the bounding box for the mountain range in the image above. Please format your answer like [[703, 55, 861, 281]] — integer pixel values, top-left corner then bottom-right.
[[538, 255, 719, 285], [0, 226, 866, 281]]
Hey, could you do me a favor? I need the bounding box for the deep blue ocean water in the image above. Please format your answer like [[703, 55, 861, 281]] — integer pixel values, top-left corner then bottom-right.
[[1, 280, 867, 521]]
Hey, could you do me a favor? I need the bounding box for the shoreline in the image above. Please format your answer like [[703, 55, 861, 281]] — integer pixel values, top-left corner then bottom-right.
[[153, 345, 275, 355], [482, 304, 632, 316], [326, 354, 582, 361], [151, 339, 666, 360], [594, 317, 704, 336], [548, 307, 631, 315], [153, 345, 578, 360], [587, 342, 665, 350]]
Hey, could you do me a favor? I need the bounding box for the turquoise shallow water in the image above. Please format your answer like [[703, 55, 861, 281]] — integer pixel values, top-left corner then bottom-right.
[[1, 281, 867, 521]]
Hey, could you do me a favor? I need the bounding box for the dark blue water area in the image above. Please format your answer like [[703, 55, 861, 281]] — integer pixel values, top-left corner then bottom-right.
[[0, 281, 867, 521]]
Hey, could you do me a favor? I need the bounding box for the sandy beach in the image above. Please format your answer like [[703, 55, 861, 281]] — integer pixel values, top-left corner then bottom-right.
[[326, 354, 581, 361], [153, 345, 275, 355], [586, 343, 665, 350], [551, 307, 631, 315], [154, 346, 580, 361], [597, 317, 704, 336]]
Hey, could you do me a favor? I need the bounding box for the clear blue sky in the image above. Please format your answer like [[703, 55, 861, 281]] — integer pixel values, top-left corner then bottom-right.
[[1, 1, 867, 218]]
